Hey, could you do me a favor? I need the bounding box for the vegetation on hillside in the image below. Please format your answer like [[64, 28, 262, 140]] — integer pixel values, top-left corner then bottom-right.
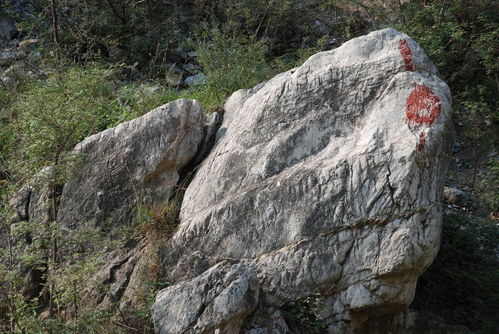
[[413, 213, 499, 333], [0, 0, 497, 332]]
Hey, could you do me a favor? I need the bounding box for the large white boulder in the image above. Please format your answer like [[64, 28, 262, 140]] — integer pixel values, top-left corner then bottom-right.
[[153, 28, 452, 332]]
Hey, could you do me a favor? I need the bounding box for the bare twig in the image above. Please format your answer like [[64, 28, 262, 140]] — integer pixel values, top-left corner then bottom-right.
[[396, 0, 407, 27]]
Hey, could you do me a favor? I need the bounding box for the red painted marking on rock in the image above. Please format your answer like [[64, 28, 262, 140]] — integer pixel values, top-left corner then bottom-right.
[[399, 39, 414, 71], [406, 85, 441, 127], [417, 131, 426, 151]]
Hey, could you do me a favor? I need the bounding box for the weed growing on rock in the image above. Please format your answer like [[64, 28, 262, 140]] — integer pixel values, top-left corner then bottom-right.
[[136, 197, 181, 243], [281, 294, 328, 334]]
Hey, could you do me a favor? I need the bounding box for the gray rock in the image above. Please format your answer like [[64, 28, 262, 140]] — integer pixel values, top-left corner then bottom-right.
[[184, 73, 205, 87], [9, 166, 56, 224], [58, 99, 206, 228], [163, 64, 184, 87], [182, 63, 201, 75], [83, 240, 148, 310], [173, 47, 188, 61], [0, 51, 26, 66], [1, 64, 27, 88], [9, 185, 31, 222], [0, 75, 14, 88], [187, 51, 198, 59], [0, 14, 18, 40], [153, 262, 259, 334], [154, 28, 452, 332], [28, 51, 42, 63], [452, 140, 463, 153], [443, 186, 469, 206]]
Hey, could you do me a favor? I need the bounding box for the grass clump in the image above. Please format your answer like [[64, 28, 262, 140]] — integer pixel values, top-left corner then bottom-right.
[[135, 197, 181, 243], [281, 294, 328, 334]]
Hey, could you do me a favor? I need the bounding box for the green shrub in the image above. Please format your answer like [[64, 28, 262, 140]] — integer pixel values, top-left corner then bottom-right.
[[3, 65, 175, 183], [193, 29, 273, 110], [281, 294, 328, 334], [6, 66, 122, 180], [479, 159, 499, 211]]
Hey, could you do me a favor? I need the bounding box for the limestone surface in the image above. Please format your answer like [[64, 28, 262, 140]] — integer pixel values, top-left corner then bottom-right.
[[153, 262, 259, 334]]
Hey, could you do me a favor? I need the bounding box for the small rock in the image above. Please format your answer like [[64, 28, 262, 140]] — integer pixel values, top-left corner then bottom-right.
[[118, 67, 141, 81], [314, 20, 327, 34], [4, 63, 26, 77], [187, 50, 198, 58], [452, 140, 463, 153], [443, 187, 469, 206], [0, 51, 26, 66], [162, 64, 183, 86], [1, 64, 27, 88], [327, 37, 340, 49], [28, 51, 42, 63], [138, 84, 160, 96], [0, 76, 15, 88], [0, 13, 18, 40], [184, 73, 205, 87], [173, 47, 187, 60], [182, 63, 200, 75]]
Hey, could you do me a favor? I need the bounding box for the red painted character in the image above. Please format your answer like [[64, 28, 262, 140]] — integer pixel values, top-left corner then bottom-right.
[[399, 39, 442, 151], [399, 39, 414, 71]]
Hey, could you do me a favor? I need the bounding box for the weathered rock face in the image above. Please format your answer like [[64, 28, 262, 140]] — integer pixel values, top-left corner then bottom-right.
[[153, 262, 260, 334], [10, 166, 57, 224], [83, 239, 150, 310], [153, 28, 452, 332], [58, 99, 206, 228]]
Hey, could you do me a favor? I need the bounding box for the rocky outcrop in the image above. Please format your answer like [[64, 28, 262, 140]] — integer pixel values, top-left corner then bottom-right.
[[153, 28, 452, 333], [7, 99, 211, 305], [58, 99, 206, 228], [83, 239, 150, 310]]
